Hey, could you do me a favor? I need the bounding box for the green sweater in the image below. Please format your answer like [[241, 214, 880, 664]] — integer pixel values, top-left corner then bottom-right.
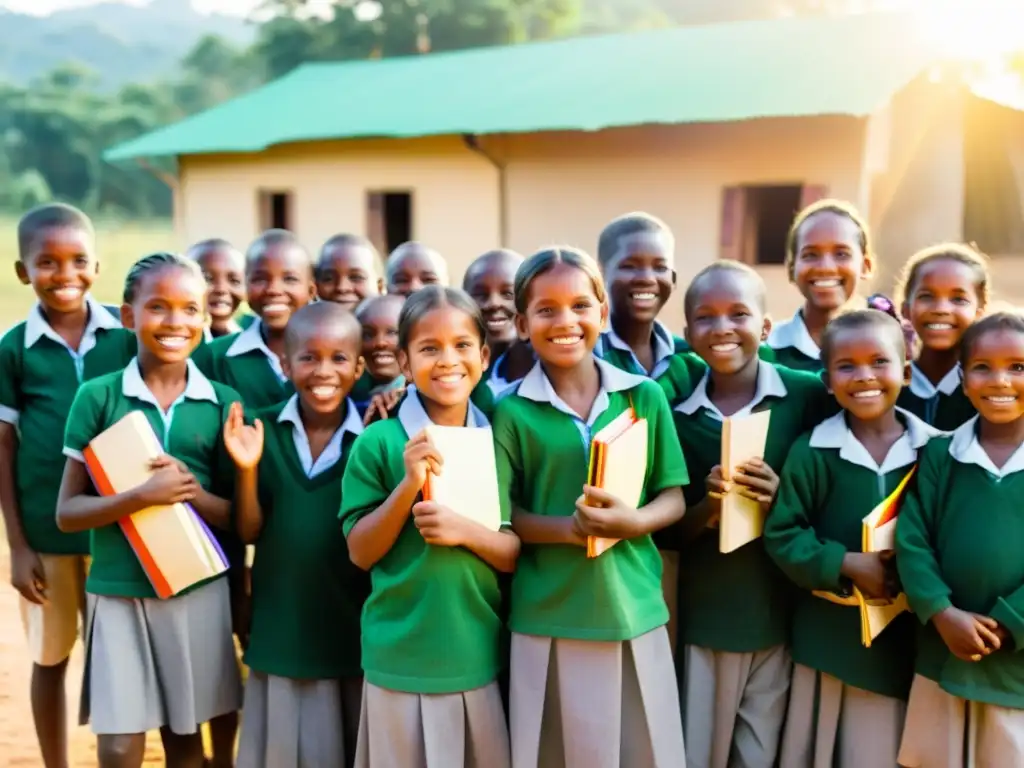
[[673, 363, 834, 652], [763, 411, 936, 699], [896, 423, 1024, 708], [771, 345, 822, 373], [896, 389, 974, 432]]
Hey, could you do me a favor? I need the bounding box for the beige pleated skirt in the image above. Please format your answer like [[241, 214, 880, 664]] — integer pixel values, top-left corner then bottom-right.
[[80, 577, 242, 736], [898, 674, 1024, 768], [778, 663, 905, 768], [681, 643, 791, 768], [510, 627, 685, 768], [237, 672, 363, 768], [355, 680, 510, 768]]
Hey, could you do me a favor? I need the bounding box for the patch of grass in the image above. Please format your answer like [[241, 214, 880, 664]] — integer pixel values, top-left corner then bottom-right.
[[0, 217, 174, 332]]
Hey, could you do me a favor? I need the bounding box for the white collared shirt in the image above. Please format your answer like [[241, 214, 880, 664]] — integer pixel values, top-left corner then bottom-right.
[[24, 296, 121, 381], [810, 408, 941, 480], [908, 362, 962, 400], [225, 318, 288, 383], [767, 310, 820, 360], [674, 359, 788, 421], [277, 394, 363, 478], [396, 384, 490, 436], [485, 349, 535, 401], [515, 356, 647, 448], [949, 416, 1024, 479], [598, 319, 676, 378]]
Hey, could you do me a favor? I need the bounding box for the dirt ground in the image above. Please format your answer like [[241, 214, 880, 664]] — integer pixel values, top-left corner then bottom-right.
[[0, 550, 165, 766]]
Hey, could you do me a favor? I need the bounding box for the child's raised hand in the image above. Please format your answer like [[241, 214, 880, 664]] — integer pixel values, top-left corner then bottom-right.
[[363, 386, 407, 426], [574, 486, 642, 540], [402, 431, 442, 491], [411, 500, 467, 547], [733, 458, 779, 508], [933, 607, 1001, 662], [841, 552, 891, 600], [137, 459, 199, 507], [223, 402, 264, 470]]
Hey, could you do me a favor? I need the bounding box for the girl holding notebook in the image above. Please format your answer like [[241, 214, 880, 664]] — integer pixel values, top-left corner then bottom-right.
[[765, 309, 936, 768], [340, 286, 519, 768], [492, 246, 688, 767], [56, 252, 243, 768]]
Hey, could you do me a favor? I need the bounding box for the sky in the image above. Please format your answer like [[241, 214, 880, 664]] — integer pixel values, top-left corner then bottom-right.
[[0, 0, 262, 15]]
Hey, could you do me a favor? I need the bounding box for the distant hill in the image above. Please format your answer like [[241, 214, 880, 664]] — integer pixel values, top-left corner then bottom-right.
[[0, 0, 253, 89]]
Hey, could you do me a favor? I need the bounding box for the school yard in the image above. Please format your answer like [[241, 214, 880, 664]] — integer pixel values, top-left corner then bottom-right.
[[0, 217, 172, 766]]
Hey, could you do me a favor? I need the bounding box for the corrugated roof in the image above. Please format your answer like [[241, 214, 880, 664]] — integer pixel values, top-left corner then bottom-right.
[[105, 11, 939, 161]]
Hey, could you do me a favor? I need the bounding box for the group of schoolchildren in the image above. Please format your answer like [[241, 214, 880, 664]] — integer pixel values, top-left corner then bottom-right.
[[1, 196, 1022, 768]]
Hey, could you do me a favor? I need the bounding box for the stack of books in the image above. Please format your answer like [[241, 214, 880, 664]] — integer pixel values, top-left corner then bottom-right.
[[585, 409, 649, 557]]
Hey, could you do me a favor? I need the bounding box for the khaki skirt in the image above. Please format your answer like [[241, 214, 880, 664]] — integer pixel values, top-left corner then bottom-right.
[[80, 577, 242, 736], [778, 663, 905, 768], [898, 674, 1024, 768], [355, 680, 510, 768], [510, 627, 684, 768], [681, 643, 791, 768]]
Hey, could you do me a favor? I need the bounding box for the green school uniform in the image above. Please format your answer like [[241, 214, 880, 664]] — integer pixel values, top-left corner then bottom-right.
[[62, 358, 240, 599], [492, 357, 688, 641], [896, 362, 975, 431], [0, 299, 136, 555], [897, 418, 1024, 708], [245, 395, 369, 680], [765, 409, 939, 699], [674, 361, 834, 652], [767, 310, 822, 372], [339, 389, 505, 695], [596, 320, 688, 379], [193, 318, 293, 408]]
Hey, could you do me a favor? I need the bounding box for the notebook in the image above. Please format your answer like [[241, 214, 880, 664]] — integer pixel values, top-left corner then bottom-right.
[[83, 411, 228, 599], [585, 409, 649, 557], [422, 425, 502, 531], [719, 409, 772, 553]]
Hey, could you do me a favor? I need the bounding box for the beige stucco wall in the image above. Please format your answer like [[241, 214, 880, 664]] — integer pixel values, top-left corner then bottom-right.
[[177, 117, 867, 334]]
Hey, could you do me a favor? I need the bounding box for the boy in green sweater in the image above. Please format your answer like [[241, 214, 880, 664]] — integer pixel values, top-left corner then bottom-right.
[[765, 309, 938, 768], [896, 312, 1024, 767], [225, 301, 370, 768], [671, 261, 833, 768]]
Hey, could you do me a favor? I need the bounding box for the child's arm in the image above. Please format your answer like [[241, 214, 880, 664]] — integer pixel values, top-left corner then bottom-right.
[[412, 501, 521, 572], [344, 431, 440, 571], [512, 509, 586, 546], [56, 456, 198, 533], [575, 485, 684, 540], [223, 402, 265, 544], [986, 583, 1024, 653], [0, 422, 46, 604]]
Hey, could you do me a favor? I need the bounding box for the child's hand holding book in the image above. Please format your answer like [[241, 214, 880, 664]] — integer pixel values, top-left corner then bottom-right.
[[841, 551, 893, 600], [574, 485, 642, 540], [137, 455, 199, 507], [402, 432, 442, 492], [412, 500, 470, 547], [731, 458, 779, 511], [933, 606, 1004, 662]]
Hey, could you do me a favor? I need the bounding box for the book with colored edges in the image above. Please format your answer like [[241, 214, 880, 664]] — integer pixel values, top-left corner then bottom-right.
[[719, 409, 772, 553], [812, 467, 916, 646], [585, 409, 648, 558], [83, 411, 228, 599], [422, 424, 502, 532]]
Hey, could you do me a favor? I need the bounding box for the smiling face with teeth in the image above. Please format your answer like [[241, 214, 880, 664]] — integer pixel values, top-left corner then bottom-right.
[[517, 261, 607, 371], [357, 294, 404, 383], [124, 265, 206, 366], [602, 232, 675, 327], [283, 308, 364, 417], [684, 267, 770, 377], [18, 224, 98, 318], [903, 258, 984, 354], [315, 242, 383, 311], [464, 250, 522, 351], [246, 243, 316, 333], [400, 303, 489, 418], [824, 324, 909, 422], [191, 243, 245, 325], [791, 211, 871, 314], [963, 327, 1024, 425]]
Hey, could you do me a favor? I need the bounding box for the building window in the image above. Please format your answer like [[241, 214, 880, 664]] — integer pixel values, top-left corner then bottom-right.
[[367, 191, 413, 256], [258, 190, 293, 231], [720, 184, 827, 265]]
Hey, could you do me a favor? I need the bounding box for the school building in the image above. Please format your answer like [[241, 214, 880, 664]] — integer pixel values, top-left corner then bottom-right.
[[105, 11, 1024, 332]]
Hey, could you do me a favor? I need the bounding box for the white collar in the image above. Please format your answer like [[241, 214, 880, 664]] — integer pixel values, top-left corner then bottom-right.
[[396, 385, 489, 437], [277, 393, 363, 436], [810, 407, 941, 474], [949, 416, 1024, 478], [767, 310, 820, 360], [121, 357, 218, 405], [277, 394, 363, 476], [601, 320, 676, 372], [674, 359, 787, 420], [909, 362, 962, 399], [225, 318, 287, 381], [24, 296, 120, 349], [516, 356, 646, 405]]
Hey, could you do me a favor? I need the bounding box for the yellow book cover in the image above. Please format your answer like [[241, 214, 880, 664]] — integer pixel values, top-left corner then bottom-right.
[[720, 409, 772, 553], [585, 410, 648, 557]]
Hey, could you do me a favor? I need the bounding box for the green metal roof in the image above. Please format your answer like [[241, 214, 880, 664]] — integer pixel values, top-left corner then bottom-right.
[[105, 11, 938, 161]]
